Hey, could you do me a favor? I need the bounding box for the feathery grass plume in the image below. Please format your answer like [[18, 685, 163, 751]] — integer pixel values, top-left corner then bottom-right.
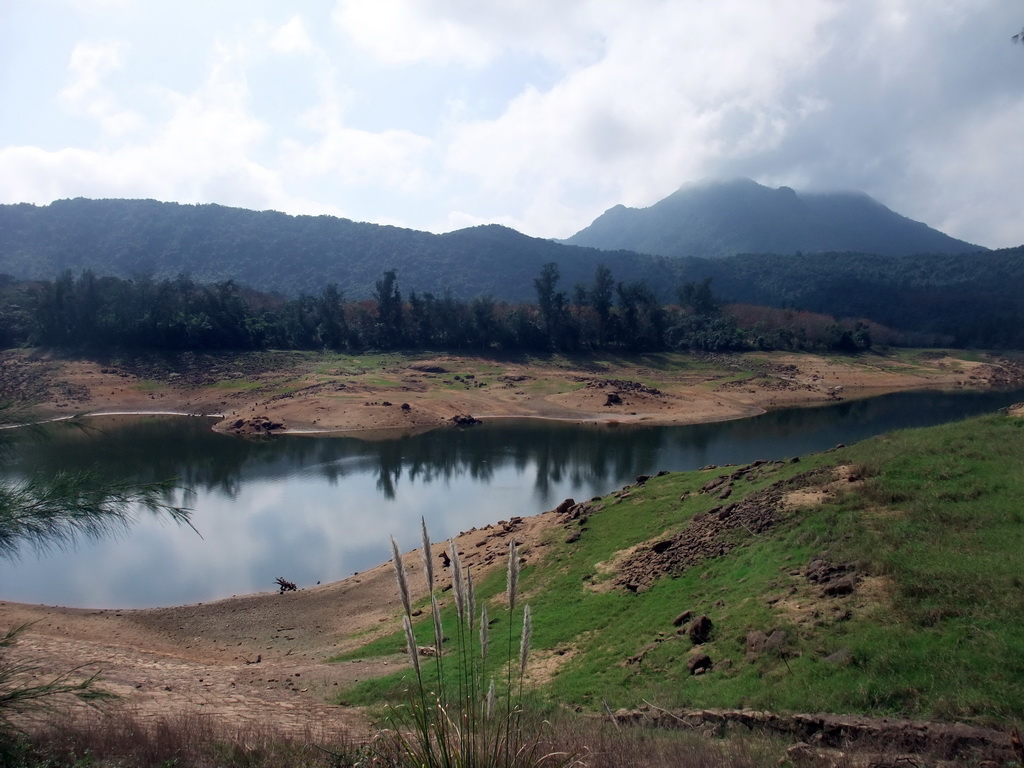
[[449, 539, 465, 621], [486, 678, 496, 720], [479, 604, 489, 664], [379, 523, 577, 768], [390, 536, 412, 619], [402, 614, 421, 678], [507, 539, 520, 613], [519, 604, 533, 675], [419, 515, 434, 590], [467, 568, 477, 636], [431, 594, 444, 655]]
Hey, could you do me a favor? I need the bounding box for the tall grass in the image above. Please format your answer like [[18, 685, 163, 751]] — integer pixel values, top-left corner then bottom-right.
[[376, 520, 570, 768]]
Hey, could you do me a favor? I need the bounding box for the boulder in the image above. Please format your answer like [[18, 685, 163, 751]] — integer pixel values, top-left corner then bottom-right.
[[672, 609, 693, 628], [688, 615, 714, 645], [686, 652, 713, 674]]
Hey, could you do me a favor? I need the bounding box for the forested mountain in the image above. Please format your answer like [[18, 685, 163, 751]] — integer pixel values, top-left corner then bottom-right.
[[0, 198, 679, 301], [563, 178, 984, 258], [2, 196, 1023, 349]]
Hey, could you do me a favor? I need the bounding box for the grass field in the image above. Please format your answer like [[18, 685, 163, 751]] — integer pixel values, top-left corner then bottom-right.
[[338, 411, 1024, 728]]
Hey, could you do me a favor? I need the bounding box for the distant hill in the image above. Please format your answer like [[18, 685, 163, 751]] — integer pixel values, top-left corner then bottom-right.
[[563, 178, 984, 258], [0, 198, 679, 301]]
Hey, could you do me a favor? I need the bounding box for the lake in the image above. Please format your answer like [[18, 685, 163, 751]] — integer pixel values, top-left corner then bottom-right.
[[1, 386, 1022, 609]]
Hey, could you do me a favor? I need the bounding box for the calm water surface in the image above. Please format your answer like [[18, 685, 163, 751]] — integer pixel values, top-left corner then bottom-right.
[[1, 387, 1021, 609]]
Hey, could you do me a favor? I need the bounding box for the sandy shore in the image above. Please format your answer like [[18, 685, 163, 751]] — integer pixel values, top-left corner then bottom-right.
[[1, 348, 1022, 739]]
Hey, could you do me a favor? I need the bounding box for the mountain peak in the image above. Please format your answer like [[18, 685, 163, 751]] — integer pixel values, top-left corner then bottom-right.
[[564, 179, 984, 258]]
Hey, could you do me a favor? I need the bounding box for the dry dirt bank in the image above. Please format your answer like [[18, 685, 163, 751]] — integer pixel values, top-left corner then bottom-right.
[[2, 348, 1021, 436]]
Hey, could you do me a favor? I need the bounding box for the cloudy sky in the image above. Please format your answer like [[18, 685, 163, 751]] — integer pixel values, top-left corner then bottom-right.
[[2, 0, 1022, 248]]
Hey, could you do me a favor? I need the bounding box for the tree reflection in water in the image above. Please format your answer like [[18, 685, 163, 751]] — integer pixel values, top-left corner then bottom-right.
[[1, 385, 1022, 608]]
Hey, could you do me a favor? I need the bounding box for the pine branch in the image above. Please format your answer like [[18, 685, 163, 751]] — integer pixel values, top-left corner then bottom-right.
[[0, 471, 194, 560]]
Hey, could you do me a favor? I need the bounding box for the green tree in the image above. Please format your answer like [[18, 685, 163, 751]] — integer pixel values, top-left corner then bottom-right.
[[590, 263, 615, 347], [533, 262, 566, 349], [314, 283, 349, 349], [375, 269, 404, 349], [678, 277, 721, 317]]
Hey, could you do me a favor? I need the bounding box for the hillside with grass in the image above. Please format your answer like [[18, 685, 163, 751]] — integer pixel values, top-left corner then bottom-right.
[[339, 409, 1024, 728]]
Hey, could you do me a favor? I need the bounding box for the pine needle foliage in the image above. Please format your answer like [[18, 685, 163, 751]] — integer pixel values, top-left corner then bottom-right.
[[0, 401, 194, 728], [0, 402, 194, 560]]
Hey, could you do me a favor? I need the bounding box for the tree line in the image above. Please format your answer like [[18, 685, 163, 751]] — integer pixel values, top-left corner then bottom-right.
[[2, 265, 877, 355]]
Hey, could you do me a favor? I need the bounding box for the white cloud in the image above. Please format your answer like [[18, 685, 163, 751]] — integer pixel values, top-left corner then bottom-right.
[[270, 16, 314, 55], [332, 0, 617, 69], [58, 41, 145, 137], [281, 125, 432, 192], [904, 97, 1024, 248], [333, 0, 493, 67], [443, 0, 839, 236], [2, 0, 1023, 247]]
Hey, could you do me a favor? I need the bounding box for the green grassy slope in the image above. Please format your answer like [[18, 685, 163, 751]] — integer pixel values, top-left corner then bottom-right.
[[339, 411, 1024, 728]]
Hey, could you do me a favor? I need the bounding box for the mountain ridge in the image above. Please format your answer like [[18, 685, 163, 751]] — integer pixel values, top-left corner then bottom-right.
[[0, 197, 676, 301]]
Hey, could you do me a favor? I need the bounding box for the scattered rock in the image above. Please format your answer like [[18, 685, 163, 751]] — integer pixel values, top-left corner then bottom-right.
[[626, 643, 657, 665], [686, 652, 712, 674], [227, 415, 286, 436], [672, 610, 693, 628], [745, 630, 768, 658], [688, 615, 714, 645], [805, 557, 860, 597], [823, 647, 852, 666], [822, 575, 858, 597], [746, 629, 787, 660], [614, 468, 834, 592]]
